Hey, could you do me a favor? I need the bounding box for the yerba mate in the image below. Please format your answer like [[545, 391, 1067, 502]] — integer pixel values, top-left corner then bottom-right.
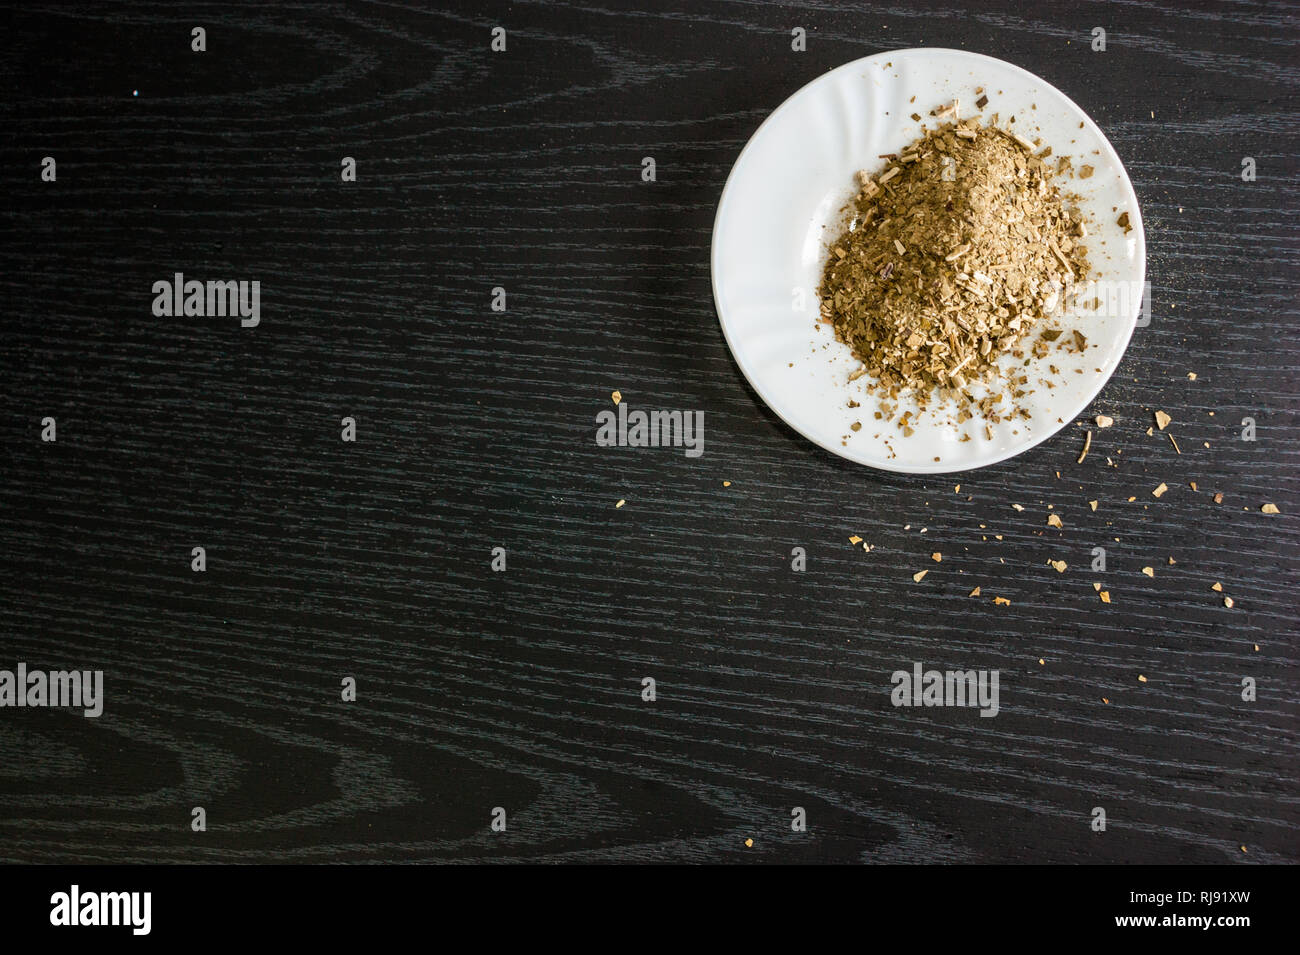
[[818, 106, 1091, 433]]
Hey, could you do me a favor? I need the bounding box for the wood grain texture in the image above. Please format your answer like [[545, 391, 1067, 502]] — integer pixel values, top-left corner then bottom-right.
[[0, 0, 1296, 864]]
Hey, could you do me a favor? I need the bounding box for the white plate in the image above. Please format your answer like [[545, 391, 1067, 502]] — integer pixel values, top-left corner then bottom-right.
[[711, 49, 1145, 473]]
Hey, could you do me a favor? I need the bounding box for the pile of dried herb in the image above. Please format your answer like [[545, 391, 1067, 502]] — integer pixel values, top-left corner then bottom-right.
[[818, 105, 1091, 430]]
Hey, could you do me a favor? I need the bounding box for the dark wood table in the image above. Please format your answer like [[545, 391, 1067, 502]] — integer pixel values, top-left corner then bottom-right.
[[1, 1, 1295, 864]]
